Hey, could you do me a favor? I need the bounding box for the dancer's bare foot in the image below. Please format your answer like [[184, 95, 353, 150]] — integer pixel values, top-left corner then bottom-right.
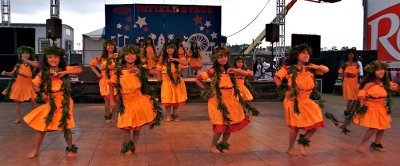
[[210, 146, 221, 154], [222, 149, 230, 154], [287, 149, 297, 157], [124, 151, 133, 155], [67, 152, 75, 158], [165, 116, 171, 122], [299, 145, 307, 156], [27, 151, 38, 159], [357, 145, 366, 153], [13, 119, 21, 124]]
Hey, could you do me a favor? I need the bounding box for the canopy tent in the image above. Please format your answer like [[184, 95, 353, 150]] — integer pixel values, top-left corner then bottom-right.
[[82, 27, 105, 65]]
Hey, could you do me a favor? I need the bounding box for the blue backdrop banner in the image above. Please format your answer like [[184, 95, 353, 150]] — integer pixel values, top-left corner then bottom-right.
[[105, 4, 221, 55]]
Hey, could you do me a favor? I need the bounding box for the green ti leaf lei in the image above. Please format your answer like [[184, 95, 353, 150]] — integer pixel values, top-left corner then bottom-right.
[[213, 69, 232, 125], [382, 79, 392, 114], [285, 65, 324, 114], [39, 67, 72, 140], [166, 62, 183, 85], [230, 73, 260, 116], [114, 65, 163, 129], [4, 63, 36, 100], [210, 69, 260, 125], [239, 67, 257, 97], [104, 57, 114, 79]]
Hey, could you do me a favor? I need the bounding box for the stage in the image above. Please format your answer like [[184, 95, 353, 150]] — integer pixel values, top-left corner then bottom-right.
[[69, 78, 280, 103], [0, 94, 400, 165]]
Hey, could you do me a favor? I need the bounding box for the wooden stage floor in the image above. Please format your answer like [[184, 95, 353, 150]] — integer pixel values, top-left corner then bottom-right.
[[0, 94, 399, 166]]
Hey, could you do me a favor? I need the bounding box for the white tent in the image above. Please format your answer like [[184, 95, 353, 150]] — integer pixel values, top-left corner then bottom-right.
[[82, 28, 105, 66]]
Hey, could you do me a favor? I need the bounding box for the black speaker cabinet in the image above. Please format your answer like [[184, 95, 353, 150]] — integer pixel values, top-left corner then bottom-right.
[[291, 34, 321, 59], [265, 24, 279, 43], [46, 18, 62, 39], [0, 27, 35, 55]]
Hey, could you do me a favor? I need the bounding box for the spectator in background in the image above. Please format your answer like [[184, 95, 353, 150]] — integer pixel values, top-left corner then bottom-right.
[[262, 58, 272, 80], [253, 58, 263, 80]]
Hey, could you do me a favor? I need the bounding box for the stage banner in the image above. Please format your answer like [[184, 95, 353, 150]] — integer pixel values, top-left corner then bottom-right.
[[366, 0, 400, 61], [105, 4, 221, 56]]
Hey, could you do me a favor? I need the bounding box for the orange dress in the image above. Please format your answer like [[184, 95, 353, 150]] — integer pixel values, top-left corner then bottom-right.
[[198, 70, 250, 133], [235, 72, 253, 101], [188, 51, 203, 70], [157, 61, 187, 106], [178, 47, 186, 59], [275, 67, 325, 130], [89, 57, 117, 97], [5, 64, 36, 101], [23, 66, 77, 131], [353, 83, 393, 130], [338, 64, 359, 100], [109, 68, 157, 129], [146, 46, 157, 69]]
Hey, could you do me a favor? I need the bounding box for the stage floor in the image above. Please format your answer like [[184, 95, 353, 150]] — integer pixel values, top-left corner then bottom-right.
[[0, 94, 399, 166]]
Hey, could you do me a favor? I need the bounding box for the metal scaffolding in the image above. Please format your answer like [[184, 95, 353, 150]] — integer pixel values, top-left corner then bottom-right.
[[1, 0, 10, 26], [274, 0, 286, 62], [50, 0, 60, 18]]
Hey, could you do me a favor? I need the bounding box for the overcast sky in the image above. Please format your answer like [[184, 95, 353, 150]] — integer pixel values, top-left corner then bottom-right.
[[9, 0, 363, 50]]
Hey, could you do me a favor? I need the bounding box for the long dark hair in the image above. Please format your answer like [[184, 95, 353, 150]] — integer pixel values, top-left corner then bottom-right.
[[190, 42, 200, 58], [101, 40, 117, 59], [17, 46, 36, 63], [118, 45, 141, 66], [42, 47, 67, 71], [212, 48, 231, 72], [286, 43, 312, 66], [344, 49, 357, 62], [360, 61, 389, 89], [145, 37, 156, 53], [161, 44, 179, 65]]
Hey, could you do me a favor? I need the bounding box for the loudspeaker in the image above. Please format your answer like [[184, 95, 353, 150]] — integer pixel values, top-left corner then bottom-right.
[[0, 27, 35, 55], [0, 28, 15, 54], [291, 34, 321, 59], [265, 24, 279, 43], [17, 28, 35, 48], [46, 18, 62, 39]]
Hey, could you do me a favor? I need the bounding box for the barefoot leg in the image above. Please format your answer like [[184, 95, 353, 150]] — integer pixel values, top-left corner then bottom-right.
[[288, 128, 299, 156], [358, 128, 376, 153], [27, 131, 45, 158], [210, 132, 222, 153], [221, 133, 231, 153]]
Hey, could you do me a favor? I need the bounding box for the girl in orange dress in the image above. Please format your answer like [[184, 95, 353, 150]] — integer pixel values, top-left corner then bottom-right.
[[23, 47, 83, 158], [233, 56, 254, 101], [195, 48, 259, 154], [89, 40, 118, 123], [156, 44, 188, 122], [274, 44, 329, 156], [352, 61, 399, 153], [187, 42, 203, 77], [1, 46, 38, 124], [109, 45, 162, 155], [145, 38, 157, 70], [176, 39, 186, 59], [338, 49, 360, 116]]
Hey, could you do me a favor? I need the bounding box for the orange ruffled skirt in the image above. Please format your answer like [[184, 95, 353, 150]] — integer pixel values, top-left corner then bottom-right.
[[160, 75, 187, 106], [23, 92, 75, 131], [118, 91, 157, 129], [353, 99, 391, 130], [236, 79, 253, 101], [283, 92, 325, 131], [208, 88, 250, 133], [6, 75, 36, 101]]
